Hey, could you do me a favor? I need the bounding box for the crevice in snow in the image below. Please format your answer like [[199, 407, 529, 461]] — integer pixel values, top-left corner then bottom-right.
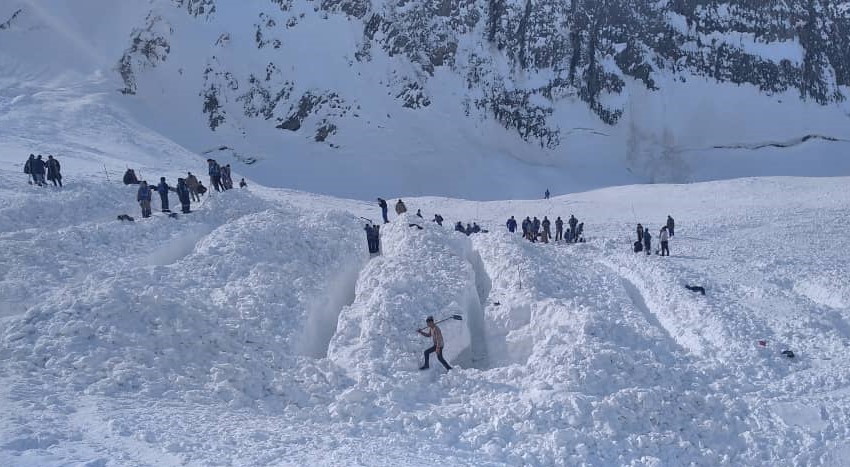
[[455, 246, 492, 370], [299, 258, 366, 358]]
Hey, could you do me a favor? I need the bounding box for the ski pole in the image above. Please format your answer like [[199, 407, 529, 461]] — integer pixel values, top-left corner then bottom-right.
[[416, 314, 463, 332]]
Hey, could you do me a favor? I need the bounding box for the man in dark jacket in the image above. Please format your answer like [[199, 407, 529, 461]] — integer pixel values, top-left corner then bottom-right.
[[207, 159, 222, 192], [395, 199, 407, 215], [666, 215, 675, 237], [506, 216, 517, 233], [542, 216, 551, 241], [221, 164, 233, 190], [31, 155, 47, 186], [637, 224, 644, 243], [522, 217, 531, 240], [24, 154, 34, 185], [46, 155, 62, 187], [137, 181, 152, 218], [377, 198, 389, 223], [176, 178, 191, 213], [643, 227, 652, 255], [433, 214, 443, 226], [455, 221, 465, 233], [555, 216, 564, 241], [568, 215, 578, 243], [155, 177, 174, 213]]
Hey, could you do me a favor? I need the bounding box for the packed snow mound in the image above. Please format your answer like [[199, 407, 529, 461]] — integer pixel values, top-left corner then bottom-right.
[[328, 215, 486, 376], [0, 184, 367, 407]]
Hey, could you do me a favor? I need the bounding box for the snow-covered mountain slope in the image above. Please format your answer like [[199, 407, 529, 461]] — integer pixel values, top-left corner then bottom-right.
[[2, 130, 850, 465], [2, 1, 850, 199]]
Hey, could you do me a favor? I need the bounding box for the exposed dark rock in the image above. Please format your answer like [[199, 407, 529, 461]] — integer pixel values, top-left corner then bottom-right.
[[0, 8, 22, 30], [116, 13, 173, 95]]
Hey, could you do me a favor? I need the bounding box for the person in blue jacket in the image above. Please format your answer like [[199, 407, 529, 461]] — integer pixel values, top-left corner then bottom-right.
[[137, 181, 152, 218], [207, 159, 222, 192], [155, 177, 174, 213], [176, 178, 192, 213], [643, 226, 652, 255], [506, 216, 517, 233]]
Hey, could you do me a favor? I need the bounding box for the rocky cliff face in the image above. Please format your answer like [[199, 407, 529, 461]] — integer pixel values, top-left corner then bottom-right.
[[113, 1, 849, 151]]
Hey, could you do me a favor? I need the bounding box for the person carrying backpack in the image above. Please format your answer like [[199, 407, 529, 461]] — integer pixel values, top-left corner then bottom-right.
[[137, 181, 153, 218], [176, 178, 192, 213], [46, 155, 62, 187]]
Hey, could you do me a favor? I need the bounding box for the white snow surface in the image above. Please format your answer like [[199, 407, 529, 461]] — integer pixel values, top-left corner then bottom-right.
[[2, 129, 850, 465], [2, 3, 850, 465]]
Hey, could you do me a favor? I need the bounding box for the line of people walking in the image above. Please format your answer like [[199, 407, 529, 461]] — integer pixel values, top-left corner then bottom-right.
[[23, 154, 63, 187]]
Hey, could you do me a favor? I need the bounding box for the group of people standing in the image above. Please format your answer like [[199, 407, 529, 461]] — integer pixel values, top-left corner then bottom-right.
[[23, 154, 63, 187], [635, 215, 675, 256], [507, 214, 583, 244], [126, 160, 246, 218]]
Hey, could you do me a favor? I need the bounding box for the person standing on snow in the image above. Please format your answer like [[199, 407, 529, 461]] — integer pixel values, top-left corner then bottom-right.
[[568, 215, 578, 243], [522, 217, 531, 240], [377, 198, 389, 223], [395, 199, 407, 216], [544, 189, 550, 199], [207, 159, 223, 192], [555, 216, 564, 242], [155, 177, 174, 213], [506, 216, 517, 233], [46, 155, 62, 187], [643, 227, 652, 255], [137, 181, 152, 218], [418, 316, 452, 371], [637, 223, 644, 243], [221, 164, 233, 190], [185, 172, 200, 202], [31, 155, 47, 186], [542, 216, 551, 242], [667, 215, 675, 237], [24, 154, 35, 185], [659, 227, 670, 256], [176, 178, 192, 214]]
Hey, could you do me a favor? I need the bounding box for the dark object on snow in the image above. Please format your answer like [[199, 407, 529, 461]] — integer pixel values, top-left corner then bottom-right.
[[408, 223, 423, 230], [781, 350, 795, 359], [685, 285, 706, 295], [667, 215, 675, 237], [239, 178, 247, 188], [633, 241, 643, 253], [492, 302, 501, 306], [167, 212, 179, 219], [433, 214, 443, 226], [123, 169, 139, 185], [117, 214, 135, 222], [196, 182, 207, 195]]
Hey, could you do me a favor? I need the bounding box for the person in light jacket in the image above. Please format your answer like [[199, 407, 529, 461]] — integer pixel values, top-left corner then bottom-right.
[[659, 227, 670, 256]]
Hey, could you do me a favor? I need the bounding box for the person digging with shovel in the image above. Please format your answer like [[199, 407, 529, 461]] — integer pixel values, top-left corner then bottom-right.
[[418, 316, 452, 371]]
